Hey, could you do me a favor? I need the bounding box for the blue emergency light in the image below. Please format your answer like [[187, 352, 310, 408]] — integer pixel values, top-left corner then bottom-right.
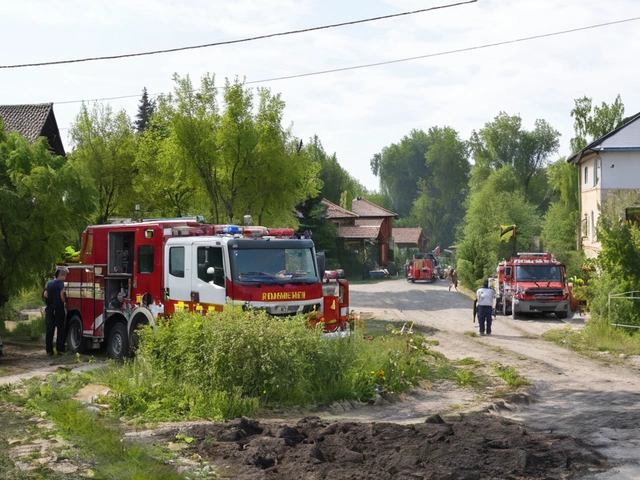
[[220, 225, 241, 234]]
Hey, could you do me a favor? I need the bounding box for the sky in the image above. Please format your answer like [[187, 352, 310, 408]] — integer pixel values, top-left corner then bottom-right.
[[2, 0, 640, 191]]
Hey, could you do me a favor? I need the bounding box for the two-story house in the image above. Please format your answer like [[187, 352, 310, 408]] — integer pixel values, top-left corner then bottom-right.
[[567, 112, 640, 258]]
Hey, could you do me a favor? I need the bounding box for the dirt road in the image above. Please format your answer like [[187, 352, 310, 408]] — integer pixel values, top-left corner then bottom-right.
[[347, 277, 640, 479]]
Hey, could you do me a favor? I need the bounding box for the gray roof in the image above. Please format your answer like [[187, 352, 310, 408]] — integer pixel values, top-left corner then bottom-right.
[[0, 103, 65, 155], [567, 111, 640, 164]]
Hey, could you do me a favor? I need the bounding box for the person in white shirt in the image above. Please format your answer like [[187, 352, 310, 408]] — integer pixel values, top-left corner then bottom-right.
[[476, 279, 496, 335]]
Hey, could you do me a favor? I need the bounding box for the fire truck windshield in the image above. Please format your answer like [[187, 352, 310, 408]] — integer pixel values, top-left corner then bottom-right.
[[231, 247, 318, 284], [515, 265, 562, 281]]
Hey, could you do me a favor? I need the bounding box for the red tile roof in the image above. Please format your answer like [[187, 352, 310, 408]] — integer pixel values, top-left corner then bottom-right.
[[393, 227, 429, 245], [351, 198, 397, 218], [337, 225, 380, 239], [321, 198, 359, 219]]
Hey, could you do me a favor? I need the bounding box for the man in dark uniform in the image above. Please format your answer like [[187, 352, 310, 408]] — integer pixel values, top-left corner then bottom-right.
[[43, 266, 68, 356]]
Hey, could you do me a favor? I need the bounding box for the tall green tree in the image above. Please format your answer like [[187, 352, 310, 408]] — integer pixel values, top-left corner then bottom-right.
[[69, 102, 137, 224], [409, 126, 470, 248], [0, 126, 96, 310], [456, 166, 541, 288], [134, 96, 196, 218], [169, 73, 319, 226], [540, 159, 583, 276], [370, 129, 430, 217], [134, 87, 156, 134], [469, 113, 560, 206], [304, 135, 364, 206], [570, 94, 625, 153]]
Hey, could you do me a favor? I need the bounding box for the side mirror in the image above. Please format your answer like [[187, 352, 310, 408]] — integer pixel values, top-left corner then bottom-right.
[[316, 252, 326, 281]]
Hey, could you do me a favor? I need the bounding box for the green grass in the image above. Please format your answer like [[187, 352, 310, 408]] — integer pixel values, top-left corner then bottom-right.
[[0, 371, 186, 479], [543, 318, 640, 358], [491, 364, 531, 388]]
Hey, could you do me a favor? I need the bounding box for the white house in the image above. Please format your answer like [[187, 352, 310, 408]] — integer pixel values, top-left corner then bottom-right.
[[567, 112, 640, 258]]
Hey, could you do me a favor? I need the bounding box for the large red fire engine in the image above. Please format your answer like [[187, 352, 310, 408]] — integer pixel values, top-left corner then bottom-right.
[[494, 252, 570, 319], [61, 219, 349, 359]]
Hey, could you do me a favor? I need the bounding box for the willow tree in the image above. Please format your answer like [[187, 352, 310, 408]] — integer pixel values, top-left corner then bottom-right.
[[69, 102, 137, 223], [0, 126, 96, 311], [170, 73, 319, 226]]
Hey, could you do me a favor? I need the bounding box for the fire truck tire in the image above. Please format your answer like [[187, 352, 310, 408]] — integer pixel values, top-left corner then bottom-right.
[[66, 316, 85, 354], [555, 311, 568, 319], [107, 322, 129, 360], [511, 299, 519, 320]]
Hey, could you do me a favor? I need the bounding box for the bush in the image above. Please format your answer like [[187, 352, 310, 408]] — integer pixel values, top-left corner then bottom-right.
[[96, 309, 444, 421]]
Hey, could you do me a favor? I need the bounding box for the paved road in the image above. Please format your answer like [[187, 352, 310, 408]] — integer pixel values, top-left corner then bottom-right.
[[350, 277, 640, 480]]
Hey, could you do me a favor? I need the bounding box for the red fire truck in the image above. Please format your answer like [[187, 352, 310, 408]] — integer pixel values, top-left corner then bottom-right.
[[407, 252, 439, 283], [61, 219, 349, 359], [494, 252, 570, 319]]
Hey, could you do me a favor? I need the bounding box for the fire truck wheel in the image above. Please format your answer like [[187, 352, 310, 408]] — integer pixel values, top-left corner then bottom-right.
[[107, 323, 129, 360], [511, 299, 519, 320], [555, 311, 568, 319], [66, 316, 84, 354]]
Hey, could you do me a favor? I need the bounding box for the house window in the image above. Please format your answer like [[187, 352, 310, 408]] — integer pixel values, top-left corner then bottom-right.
[[591, 211, 596, 241], [594, 159, 600, 186], [584, 166, 588, 185], [582, 214, 588, 238]]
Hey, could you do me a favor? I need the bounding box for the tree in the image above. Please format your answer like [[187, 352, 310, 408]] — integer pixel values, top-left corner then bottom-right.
[[456, 167, 541, 289], [409, 126, 470, 248], [370, 129, 430, 217], [134, 97, 197, 218], [134, 87, 156, 134], [304, 135, 365, 206], [540, 159, 583, 277], [0, 126, 96, 311], [570, 95, 625, 154], [169, 73, 320, 226], [69, 102, 137, 224], [469, 113, 560, 205]]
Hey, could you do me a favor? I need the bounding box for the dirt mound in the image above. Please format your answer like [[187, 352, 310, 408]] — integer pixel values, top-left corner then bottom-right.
[[158, 414, 609, 479]]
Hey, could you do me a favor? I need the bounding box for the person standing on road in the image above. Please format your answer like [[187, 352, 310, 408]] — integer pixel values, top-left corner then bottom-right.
[[476, 279, 496, 335], [449, 268, 458, 292], [43, 266, 68, 356]]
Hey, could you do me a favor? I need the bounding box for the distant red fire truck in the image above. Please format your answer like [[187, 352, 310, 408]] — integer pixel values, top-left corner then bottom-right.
[[61, 219, 349, 359], [494, 252, 570, 319], [407, 252, 439, 283]]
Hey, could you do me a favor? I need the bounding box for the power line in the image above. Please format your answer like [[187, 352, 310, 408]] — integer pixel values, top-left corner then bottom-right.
[[245, 15, 640, 84], [1, 1, 477, 69], [53, 14, 640, 107]]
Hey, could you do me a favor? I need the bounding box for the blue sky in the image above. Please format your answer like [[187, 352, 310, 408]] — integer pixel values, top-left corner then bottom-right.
[[2, 0, 640, 190]]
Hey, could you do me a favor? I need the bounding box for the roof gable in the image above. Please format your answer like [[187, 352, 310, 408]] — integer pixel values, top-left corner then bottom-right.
[[568, 111, 640, 164], [0, 103, 65, 156], [393, 227, 424, 244], [351, 197, 397, 218], [320, 198, 358, 219]]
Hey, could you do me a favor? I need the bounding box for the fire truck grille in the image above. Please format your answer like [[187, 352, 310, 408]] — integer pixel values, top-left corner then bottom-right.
[[525, 288, 564, 297]]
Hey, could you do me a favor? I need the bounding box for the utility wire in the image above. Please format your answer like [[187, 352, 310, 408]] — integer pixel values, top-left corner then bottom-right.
[[246, 15, 640, 84], [1, 0, 476, 69], [53, 14, 640, 106]]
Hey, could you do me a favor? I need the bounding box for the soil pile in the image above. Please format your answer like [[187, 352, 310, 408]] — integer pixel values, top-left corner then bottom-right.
[[159, 414, 609, 479]]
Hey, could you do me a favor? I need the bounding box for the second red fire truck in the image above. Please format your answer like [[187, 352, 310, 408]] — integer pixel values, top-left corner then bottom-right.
[[494, 252, 570, 319], [61, 218, 350, 359]]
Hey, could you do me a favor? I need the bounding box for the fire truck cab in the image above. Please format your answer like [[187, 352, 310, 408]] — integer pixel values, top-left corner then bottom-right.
[[495, 252, 570, 320], [62, 219, 348, 359]]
